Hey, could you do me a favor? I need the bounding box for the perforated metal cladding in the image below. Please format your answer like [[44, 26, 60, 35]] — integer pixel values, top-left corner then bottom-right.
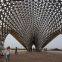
[[0, 0, 62, 50]]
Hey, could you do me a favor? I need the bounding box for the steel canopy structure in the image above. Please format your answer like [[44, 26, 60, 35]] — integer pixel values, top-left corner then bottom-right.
[[0, 0, 62, 51]]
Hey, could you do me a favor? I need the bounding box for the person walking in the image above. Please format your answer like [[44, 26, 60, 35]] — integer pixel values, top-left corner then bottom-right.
[[15, 47, 18, 54], [4, 46, 11, 62]]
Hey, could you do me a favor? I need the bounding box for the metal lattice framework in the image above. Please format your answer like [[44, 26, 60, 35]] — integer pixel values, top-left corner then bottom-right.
[[0, 0, 62, 51]]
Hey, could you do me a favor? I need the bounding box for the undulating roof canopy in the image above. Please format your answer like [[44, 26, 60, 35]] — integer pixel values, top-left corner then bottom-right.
[[0, 0, 62, 51]]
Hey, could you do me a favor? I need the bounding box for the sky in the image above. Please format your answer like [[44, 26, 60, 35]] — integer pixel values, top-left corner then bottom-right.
[[4, 34, 62, 49], [4, 34, 25, 49], [44, 34, 62, 49]]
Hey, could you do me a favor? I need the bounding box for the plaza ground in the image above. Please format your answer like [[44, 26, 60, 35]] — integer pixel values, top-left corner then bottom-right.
[[0, 51, 62, 62]]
